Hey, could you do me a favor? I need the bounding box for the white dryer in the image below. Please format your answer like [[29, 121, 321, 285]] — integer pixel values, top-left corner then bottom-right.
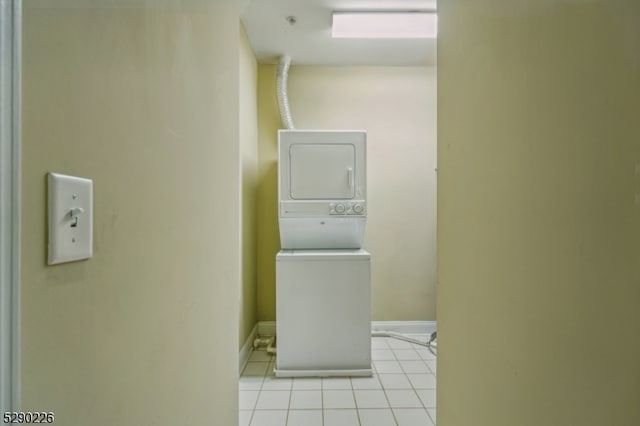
[[278, 130, 367, 249]]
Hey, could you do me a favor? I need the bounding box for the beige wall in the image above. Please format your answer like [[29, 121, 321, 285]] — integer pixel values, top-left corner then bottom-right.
[[239, 24, 258, 349], [21, 4, 240, 425], [256, 65, 280, 322], [257, 65, 437, 321], [438, 1, 640, 425]]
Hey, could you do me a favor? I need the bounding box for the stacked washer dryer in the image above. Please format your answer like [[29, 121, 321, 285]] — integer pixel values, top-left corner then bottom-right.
[[275, 129, 372, 377]]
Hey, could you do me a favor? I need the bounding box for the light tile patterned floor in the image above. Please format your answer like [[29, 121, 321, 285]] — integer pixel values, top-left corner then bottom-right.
[[239, 336, 436, 426]]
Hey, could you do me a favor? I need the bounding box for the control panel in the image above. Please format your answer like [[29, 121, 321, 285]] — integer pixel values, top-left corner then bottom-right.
[[329, 201, 366, 215]]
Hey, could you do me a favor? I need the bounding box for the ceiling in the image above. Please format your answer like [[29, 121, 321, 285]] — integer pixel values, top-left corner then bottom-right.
[[241, 0, 437, 66]]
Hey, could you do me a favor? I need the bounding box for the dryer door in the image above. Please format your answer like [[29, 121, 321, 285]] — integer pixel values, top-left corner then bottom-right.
[[289, 143, 356, 199]]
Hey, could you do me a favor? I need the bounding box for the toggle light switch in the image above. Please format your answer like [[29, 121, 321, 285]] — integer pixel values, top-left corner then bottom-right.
[[47, 173, 93, 265], [69, 207, 84, 227]]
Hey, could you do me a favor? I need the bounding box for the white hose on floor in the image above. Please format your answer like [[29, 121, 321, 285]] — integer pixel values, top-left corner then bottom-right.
[[372, 330, 437, 355]]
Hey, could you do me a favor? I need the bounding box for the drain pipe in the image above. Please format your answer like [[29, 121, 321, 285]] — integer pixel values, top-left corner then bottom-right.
[[266, 337, 277, 355], [253, 336, 271, 349], [253, 335, 277, 355], [276, 55, 295, 130]]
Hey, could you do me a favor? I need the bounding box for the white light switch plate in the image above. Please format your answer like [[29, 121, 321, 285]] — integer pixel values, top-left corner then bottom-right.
[[48, 173, 93, 265]]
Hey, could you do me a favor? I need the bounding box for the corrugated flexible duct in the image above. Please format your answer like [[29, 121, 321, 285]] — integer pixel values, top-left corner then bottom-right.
[[276, 55, 295, 129]]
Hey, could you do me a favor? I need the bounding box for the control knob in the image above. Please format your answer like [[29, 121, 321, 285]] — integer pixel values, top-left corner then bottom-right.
[[335, 203, 346, 214], [352, 203, 364, 214]]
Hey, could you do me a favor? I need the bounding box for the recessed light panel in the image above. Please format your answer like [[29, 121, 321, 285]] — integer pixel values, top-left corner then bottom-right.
[[332, 12, 437, 39]]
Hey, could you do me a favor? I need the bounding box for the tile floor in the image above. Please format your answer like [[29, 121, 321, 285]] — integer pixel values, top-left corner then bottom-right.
[[239, 336, 436, 426]]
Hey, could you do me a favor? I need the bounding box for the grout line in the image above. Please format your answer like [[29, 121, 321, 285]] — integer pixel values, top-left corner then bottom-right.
[[405, 341, 429, 411], [253, 353, 270, 418], [285, 379, 292, 425], [427, 407, 437, 426], [380, 381, 399, 425], [350, 380, 362, 426], [321, 378, 324, 425], [384, 339, 402, 425], [387, 338, 433, 416]]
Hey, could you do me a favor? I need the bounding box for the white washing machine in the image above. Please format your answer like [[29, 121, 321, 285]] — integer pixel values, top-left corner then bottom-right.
[[275, 249, 372, 377]]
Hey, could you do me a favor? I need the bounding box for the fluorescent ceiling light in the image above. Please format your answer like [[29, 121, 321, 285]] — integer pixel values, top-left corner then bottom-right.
[[332, 11, 437, 39]]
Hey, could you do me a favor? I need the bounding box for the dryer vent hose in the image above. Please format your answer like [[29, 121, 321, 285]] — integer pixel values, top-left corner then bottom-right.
[[276, 55, 295, 130]]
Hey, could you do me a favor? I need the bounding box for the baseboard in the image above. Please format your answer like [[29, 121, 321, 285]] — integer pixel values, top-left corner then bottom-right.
[[239, 323, 258, 373], [240, 320, 436, 370], [371, 321, 437, 335], [248, 320, 436, 340], [258, 321, 276, 337]]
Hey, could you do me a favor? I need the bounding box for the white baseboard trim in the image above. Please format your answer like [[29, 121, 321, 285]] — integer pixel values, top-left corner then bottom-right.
[[239, 323, 259, 373], [371, 321, 437, 335], [258, 321, 276, 337], [246, 320, 436, 341], [240, 321, 436, 371]]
